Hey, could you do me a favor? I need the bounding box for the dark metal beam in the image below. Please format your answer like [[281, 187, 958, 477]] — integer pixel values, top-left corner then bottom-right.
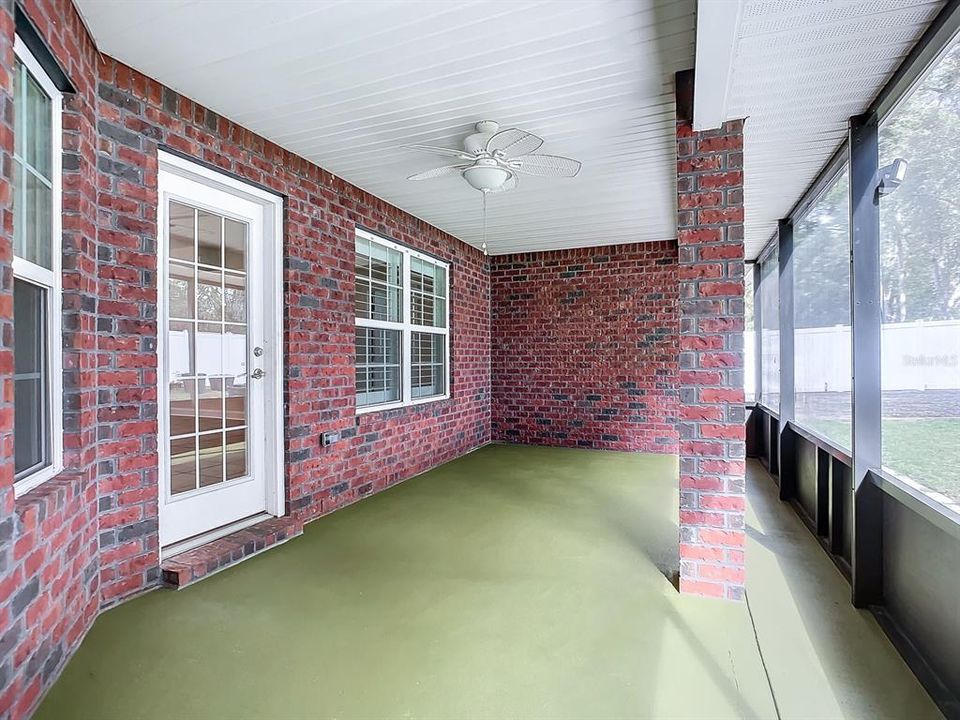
[[777, 220, 795, 423], [777, 220, 797, 501], [675, 69, 695, 125], [752, 262, 762, 405], [848, 113, 883, 607]]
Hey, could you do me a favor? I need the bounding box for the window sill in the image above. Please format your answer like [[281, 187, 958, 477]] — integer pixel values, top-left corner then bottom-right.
[[755, 402, 780, 419], [785, 421, 853, 467], [14, 468, 91, 526], [871, 467, 960, 542], [356, 393, 451, 417], [13, 462, 63, 499]]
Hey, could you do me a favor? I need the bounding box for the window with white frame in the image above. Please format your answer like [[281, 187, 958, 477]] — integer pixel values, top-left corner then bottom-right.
[[354, 229, 449, 410], [12, 37, 63, 495]]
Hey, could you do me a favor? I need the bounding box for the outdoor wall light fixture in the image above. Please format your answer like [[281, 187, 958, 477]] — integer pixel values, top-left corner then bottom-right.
[[878, 158, 908, 195]]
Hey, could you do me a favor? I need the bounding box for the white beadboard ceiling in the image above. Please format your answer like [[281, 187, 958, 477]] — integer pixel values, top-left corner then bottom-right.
[[723, 0, 946, 259], [74, 0, 949, 258], [75, 0, 696, 255]]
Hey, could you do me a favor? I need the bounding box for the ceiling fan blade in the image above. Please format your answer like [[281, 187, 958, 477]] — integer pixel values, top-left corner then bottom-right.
[[511, 154, 582, 178], [485, 128, 543, 158], [404, 144, 473, 160], [490, 173, 518, 193], [407, 164, 471, 181]]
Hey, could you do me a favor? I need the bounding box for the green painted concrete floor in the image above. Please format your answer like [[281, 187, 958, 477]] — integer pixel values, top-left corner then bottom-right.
[[37, 445, 939, 719]]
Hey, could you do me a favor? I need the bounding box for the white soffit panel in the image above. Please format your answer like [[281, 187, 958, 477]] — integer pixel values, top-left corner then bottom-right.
[[75, 0, 696, 255], [723, 0, 945, 259]]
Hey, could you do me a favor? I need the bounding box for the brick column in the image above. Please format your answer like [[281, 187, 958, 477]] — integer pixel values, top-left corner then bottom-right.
[[676, 118, 746, 600]]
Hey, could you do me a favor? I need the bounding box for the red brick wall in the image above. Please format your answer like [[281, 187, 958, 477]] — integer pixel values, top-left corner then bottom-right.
[[676, 118, 747, 601], [0, 4, 20, 713], [490, 243, 678, 452], [93, 58, 491, 604], [0, 0, 490, 716], [0, 1, 102, 717]]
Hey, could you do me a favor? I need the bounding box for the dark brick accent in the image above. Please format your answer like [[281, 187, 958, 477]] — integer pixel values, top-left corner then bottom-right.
[[9, 580, 38, 618]]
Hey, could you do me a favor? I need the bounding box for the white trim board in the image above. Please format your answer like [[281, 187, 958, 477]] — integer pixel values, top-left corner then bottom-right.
[[693, 0, 744, 132]]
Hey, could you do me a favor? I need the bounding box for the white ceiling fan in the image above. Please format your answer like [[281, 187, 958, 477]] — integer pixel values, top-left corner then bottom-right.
[[405, 120, 581, 194]]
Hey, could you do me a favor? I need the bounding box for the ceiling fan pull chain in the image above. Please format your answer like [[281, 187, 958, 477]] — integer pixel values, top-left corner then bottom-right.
[[482, 190, 488, 256]]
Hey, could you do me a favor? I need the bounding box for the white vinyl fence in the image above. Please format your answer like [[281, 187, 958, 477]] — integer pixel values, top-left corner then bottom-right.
[[750, 320, 959, 393]]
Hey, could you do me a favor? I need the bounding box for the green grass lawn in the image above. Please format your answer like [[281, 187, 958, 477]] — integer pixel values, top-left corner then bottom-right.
[[800, 417, 960, 503]]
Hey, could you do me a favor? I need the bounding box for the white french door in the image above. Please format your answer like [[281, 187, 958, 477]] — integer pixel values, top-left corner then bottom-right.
[[158, 157, 283, 549]]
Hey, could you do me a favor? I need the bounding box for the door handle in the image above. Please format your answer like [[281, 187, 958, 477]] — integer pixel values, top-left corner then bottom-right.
[[250, 368, 265, 380]]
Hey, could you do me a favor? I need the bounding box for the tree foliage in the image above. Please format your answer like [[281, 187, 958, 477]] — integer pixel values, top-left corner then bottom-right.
[[784, 40, 960, 328], [794, 171, 850, 329], [879, 40, 960, 323]]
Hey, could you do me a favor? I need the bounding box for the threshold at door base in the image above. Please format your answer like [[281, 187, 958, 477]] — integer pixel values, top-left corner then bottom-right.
[[161, 515, 304, 589]]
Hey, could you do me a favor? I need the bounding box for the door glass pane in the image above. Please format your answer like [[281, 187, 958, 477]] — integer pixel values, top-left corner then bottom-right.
[[169, 202, 195, 262], [197, 323, 223, 432], [879, 37, 960, 502], [170, 436, 196, 495], [225, 428, 247, 480], [197, 210, 221, 266], [14, 280, 48, 477], [224, 272, 245, 323], [166, 199, 251, 495], [224, 218, 245, 270], [197, 268, 222, 321], [198, 431, 225, 488], [224, 324, 247, 428], [169, 263, 194, 320], [169, 378, 196, 438], [168, 320, 194, 378]]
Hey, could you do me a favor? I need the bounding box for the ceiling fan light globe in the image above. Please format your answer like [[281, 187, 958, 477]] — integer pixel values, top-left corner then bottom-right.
[[462, 165, 511, 192]]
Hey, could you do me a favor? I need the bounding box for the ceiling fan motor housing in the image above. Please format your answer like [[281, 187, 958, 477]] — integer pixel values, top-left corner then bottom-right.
[[463, 120, 500, 154]]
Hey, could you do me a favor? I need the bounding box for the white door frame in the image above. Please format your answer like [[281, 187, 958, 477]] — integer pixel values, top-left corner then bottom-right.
[[157, 151, 285, 552]]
